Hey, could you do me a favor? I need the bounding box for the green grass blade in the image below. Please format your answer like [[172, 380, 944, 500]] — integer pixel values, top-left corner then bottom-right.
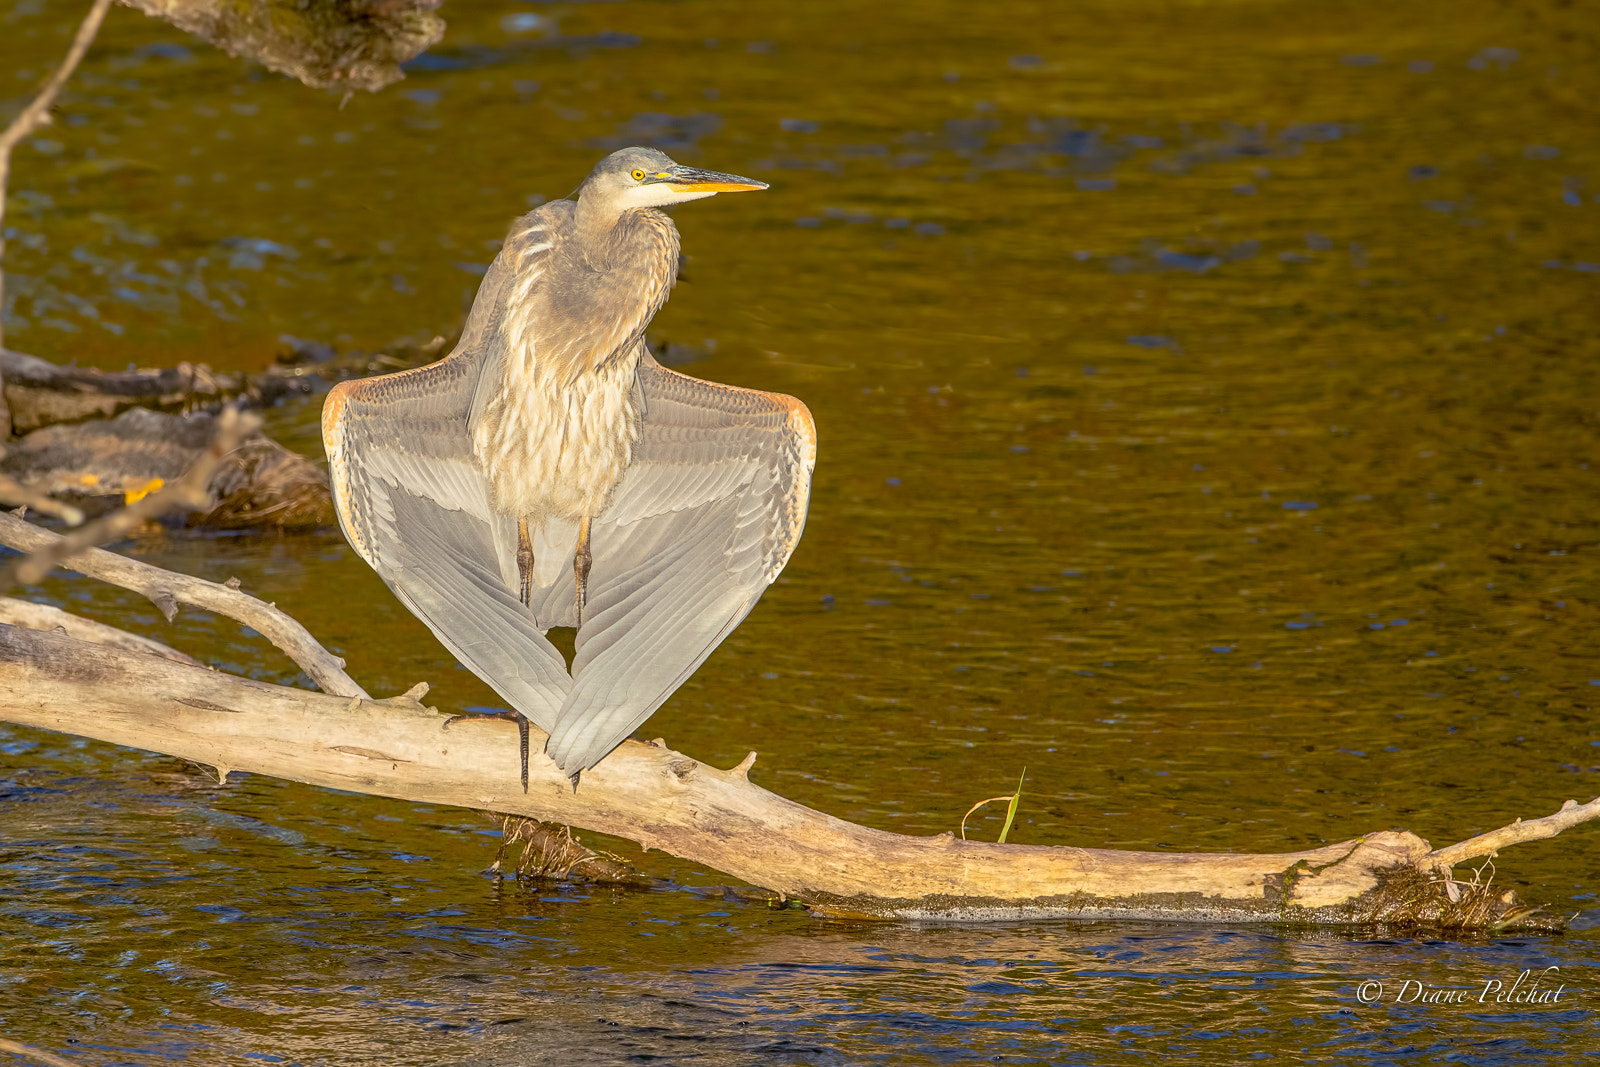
[[997, 767, 1026, 844]]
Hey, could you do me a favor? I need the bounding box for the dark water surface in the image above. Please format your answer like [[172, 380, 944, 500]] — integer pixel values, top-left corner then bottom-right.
[[3, 0, 1599, 1062]]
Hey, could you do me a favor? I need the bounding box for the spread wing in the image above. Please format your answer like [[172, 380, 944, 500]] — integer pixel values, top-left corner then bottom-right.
[[321, 245, 572, 731], [542, 351, 817, 773]]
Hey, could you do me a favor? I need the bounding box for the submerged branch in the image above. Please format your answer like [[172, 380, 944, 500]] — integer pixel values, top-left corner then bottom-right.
[[490, 814, 646, 885], [0, 1038, 80, 1067], [0, 609, 1590, 929]]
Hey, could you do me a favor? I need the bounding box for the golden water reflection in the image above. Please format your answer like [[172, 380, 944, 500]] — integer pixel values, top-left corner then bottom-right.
[[2, 0, 1598, 1060]]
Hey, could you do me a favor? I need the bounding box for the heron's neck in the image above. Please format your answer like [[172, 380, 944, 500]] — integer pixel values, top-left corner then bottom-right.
[[572, 202, 668, 270]]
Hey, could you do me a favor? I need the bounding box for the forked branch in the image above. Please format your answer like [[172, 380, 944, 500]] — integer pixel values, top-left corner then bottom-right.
[[1427, 797, 1600, 868], [0, 507, 366, 699]]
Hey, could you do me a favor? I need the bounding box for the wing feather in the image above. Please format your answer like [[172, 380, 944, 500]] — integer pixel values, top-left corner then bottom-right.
[[386, 491, 571, 728], [322, 236, 574, 732], [542, 352, 816, 772]]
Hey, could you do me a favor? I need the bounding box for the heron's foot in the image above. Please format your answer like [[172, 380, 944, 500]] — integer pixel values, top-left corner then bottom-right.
[[441, 709, 531, 793], [516, 516, 535, 607], [574, 514, 593, 625]]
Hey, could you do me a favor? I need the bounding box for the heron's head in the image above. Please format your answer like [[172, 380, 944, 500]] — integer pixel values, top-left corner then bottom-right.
[[580, 147, 768, 215]]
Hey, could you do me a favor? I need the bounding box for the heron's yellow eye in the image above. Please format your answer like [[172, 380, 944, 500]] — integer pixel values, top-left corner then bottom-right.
[[631, 169, 646, 181]]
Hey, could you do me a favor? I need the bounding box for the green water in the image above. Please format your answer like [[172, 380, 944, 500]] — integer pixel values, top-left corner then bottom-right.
[[2, 0, 1598, 1061]]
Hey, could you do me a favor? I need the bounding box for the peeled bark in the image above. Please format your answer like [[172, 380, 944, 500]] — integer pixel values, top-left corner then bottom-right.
[[0, 618, 1587, 930]]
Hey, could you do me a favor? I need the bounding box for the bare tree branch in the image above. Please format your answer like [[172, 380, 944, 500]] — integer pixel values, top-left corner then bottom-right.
[[0, 0, 115, 158], [0, 473, 83, 526], [0, 509, 367, 700], [0, 0, 117, 438], [1427, 796, 1600, 868]]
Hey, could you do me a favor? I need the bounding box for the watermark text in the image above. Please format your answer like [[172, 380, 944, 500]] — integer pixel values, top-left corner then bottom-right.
[[1356, 966, 1567, 1007]]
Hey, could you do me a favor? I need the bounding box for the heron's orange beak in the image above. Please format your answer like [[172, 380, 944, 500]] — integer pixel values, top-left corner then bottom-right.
[[659, 165, 768, 193]]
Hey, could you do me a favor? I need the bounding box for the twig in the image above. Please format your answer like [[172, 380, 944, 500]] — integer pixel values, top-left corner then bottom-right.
[[0, 473, 83, 526], [0, 0, 113, 155], [0, 509, 368, 700], [0, 405, 259, 587], [0, 0, 117, 436], [1427, 796, 1600, 868], [0, 1038, 80, 1067]]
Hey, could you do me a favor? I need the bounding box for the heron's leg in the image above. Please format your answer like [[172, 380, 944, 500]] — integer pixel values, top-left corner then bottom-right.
[[442, 709, 531, 793], [574, 515, 593, 625], [516, 515, 535, 607]]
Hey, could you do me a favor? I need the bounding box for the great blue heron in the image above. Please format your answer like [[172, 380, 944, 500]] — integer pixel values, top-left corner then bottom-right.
[[321, 147, 816, 788]]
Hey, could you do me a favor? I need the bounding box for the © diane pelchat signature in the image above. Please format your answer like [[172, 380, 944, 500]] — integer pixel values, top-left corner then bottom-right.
[[1356, 966, 1568, 1006]]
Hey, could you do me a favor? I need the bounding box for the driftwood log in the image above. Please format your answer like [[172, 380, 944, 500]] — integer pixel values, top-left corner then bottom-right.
[[2, 620, 1592, 928], [3, 2, 1588, 933], [0, 500, 1591, 930], [0, 527, 1595, 929]]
